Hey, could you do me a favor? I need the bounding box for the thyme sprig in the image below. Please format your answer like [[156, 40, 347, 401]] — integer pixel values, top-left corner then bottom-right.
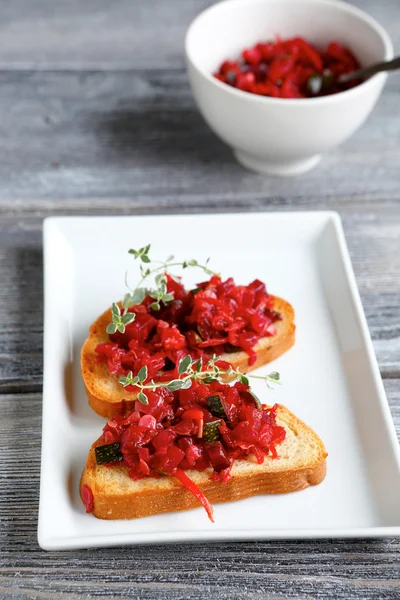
[[106, 302, 135, 335], [107, 244, 219, 334], [118, 354, 280, 405]]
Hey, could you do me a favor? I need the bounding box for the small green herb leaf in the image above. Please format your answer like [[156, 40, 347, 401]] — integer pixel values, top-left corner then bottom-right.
[[267, 371, 280, 382], [155, 273, 167, 286], [166, 380, 185, 391], [137, 365, 148, 383], [162, 293, 174, 303], [178, 355, 192, 375], [106, 323, 118, 334], [150, 302, 160, 311], [240, 374, 249, 385], [131, 288, 146, 305], [195, 357, 203, 373], [122, 312, 135, 325], [180, 379, 193, 390], [111, 302, 120, 317], [117, 323, 125, 334], [119, 371, 136, 387], [203, 375, 219, 384], [122, 293, 134, 310], [129, 244, 151, 263], [138, 391, 149, 405], [140, 265, 151, 278]]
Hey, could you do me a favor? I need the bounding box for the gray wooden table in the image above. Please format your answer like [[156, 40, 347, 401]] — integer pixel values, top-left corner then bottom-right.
[[1, 1, 399, 598]]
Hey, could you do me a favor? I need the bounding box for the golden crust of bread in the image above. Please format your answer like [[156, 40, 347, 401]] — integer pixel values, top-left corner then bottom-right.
[[80, 405, 326, 520], [81, 296, 295, 419]]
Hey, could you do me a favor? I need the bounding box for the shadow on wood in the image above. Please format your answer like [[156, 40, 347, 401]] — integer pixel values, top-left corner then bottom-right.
[[90, 103, 236, 168], [0, 246, 43, 393]]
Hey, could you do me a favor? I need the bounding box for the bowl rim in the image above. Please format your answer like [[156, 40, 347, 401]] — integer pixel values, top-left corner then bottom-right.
[[185, 0, 394, 106]]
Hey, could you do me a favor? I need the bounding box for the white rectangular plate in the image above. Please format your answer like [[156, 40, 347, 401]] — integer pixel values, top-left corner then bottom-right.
[[39, 212, 400, 550]]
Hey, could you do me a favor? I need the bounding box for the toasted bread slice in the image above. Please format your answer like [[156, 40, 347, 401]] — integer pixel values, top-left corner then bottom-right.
[[81, 297, 295, 419], [80, 405, 326, 520]]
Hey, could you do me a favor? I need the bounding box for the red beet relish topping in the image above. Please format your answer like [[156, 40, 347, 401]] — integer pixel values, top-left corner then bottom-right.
[[81, 484, 94, 514], [99, 380, 286, 520], [95, 275, 281, 383], [214, 37, 361, 98]]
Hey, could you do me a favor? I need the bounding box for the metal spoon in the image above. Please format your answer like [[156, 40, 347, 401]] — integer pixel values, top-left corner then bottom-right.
[[338, 56, 400, 83], [307, 56, 400, 95]]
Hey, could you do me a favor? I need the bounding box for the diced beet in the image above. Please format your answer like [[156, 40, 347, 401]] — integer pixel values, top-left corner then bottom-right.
[[163, 445, 185, 470], [152, 429, 176, 451], [81, 485, 94, 513], [205, 442, 231, 472], [212, 37, 360, 98], [138, 414, 157, 429]]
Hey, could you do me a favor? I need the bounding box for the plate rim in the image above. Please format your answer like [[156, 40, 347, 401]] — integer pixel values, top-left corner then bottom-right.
[[38, 210, 400, 550]]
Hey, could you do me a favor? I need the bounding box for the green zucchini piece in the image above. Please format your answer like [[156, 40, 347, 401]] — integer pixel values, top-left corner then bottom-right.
[[206, 395, 226, 418], [203, 420, 222, 443], [95, 442, 123, 465]]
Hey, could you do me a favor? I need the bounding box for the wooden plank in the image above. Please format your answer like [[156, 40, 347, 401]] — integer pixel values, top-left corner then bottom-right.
[[0, 384, 399, 599], [0, 0, 211, 70], [0, 70, 399, 205], [0, 0, 398, 70]]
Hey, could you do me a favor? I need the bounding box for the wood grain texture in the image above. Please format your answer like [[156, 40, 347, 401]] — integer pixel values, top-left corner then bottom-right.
[[0, 0, 398, 70], [0, 69, 398, 204], [0, 0, 399, 597], [0, 0, 212, 70]]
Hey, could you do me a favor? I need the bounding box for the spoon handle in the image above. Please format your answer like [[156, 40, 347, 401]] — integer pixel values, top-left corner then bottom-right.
[[339, 56, 400, 83]]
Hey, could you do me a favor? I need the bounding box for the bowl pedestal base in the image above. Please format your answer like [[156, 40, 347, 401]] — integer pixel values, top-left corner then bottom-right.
[[234, 150, 322, 176]]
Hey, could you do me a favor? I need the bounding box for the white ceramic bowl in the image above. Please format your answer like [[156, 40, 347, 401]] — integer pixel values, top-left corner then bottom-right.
[[185, 0, 393, 175]]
